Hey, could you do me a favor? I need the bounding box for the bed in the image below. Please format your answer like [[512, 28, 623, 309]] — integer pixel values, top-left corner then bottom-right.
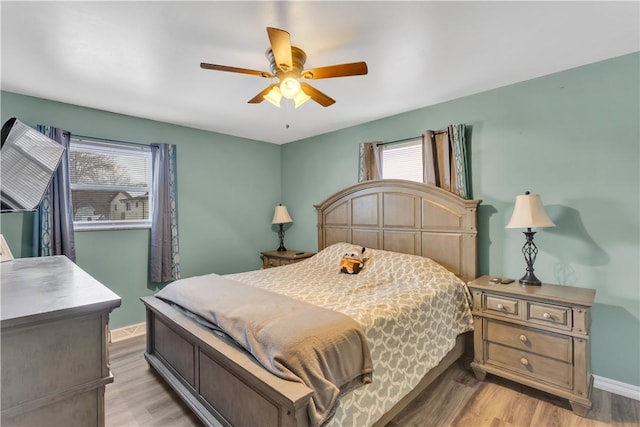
[[141, 179, 481, 427]]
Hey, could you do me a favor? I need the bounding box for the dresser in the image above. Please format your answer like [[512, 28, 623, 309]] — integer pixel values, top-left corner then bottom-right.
[[468, 275, 595, 416], [1, 256, 121, 427], [260, 250, 315, 268]]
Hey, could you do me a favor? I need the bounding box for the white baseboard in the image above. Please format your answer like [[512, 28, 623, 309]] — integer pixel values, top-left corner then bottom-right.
[[110, 322, 146, 343], [594, 375, 640, 401]]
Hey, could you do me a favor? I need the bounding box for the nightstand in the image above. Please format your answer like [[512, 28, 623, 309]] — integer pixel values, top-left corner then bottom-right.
[[467, 275, 596, 416], [260, 250, 315, 269]]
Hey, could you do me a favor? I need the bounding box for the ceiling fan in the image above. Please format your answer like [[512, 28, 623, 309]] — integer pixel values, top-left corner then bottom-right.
[[200, 27, 368, 108]]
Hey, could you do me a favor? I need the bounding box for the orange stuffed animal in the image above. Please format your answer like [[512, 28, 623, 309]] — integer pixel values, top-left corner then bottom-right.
[[339, 247, 367, 274]]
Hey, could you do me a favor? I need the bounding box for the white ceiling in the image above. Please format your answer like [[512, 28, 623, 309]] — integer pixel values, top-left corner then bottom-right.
[[2, 1, 638, 145]]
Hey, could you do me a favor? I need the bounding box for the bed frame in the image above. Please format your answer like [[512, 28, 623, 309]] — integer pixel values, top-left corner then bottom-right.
[[142, 179, 480, 427]]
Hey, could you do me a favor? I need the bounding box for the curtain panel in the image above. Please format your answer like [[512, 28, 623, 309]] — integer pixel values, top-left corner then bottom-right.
[[422, 124, 470, 199], [358, 142, 383, 182], [33, 125, 76, 262], [150, 143, 180, 283]]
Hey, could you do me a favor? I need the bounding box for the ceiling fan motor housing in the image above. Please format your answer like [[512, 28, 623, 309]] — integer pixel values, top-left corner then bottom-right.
[[266, 46, 307, 78]]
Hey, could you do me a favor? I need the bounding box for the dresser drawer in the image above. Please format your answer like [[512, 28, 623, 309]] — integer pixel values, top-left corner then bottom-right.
[[526, 301, 571, 331], [486, 342, 573, 389], [2, 314, 104, 409], [483, 294, 520, 320], [485, 319, 572, 362]]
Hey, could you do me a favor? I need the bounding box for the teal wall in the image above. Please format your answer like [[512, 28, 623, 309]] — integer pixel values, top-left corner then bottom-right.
[[281, 53, 640, 387], [0, 92, 282, 329], [1, 53, 638, 387]]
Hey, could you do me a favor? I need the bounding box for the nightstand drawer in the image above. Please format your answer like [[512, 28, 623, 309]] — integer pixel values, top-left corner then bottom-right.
[[264, 258, 282, 268], [261, 250, 315, 269], [486, 342, 573, 389], [485, 319, 572, 362], [526, 301, 571, 330], [483, 294, 519, 319]]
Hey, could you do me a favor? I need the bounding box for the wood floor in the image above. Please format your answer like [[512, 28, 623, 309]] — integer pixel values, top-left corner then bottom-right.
[[106, 335, 640, 427]]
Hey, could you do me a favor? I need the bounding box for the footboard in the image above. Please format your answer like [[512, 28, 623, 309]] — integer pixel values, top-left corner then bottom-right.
[[141, 296, 312, 427]]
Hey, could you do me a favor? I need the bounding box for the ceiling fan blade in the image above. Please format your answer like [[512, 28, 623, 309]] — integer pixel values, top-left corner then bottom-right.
[[200, 63, 273, 78], [248, 84, 278, 104], [300, 82, 335, 107], [301, 61, 368, 80], [266, 27, 293, 72]]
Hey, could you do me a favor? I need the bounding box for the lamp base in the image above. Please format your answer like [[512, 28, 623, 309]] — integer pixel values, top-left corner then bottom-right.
[[519, 270, 542, 286], [519, 229, 542, 286], [276, 224, 287, 252]]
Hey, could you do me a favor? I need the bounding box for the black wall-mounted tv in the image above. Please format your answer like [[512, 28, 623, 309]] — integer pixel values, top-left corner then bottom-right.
[[1, 118, 66, 212]]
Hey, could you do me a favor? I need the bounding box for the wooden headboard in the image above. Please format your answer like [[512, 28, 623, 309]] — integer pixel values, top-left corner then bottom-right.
[[315, 179, 481, 282]]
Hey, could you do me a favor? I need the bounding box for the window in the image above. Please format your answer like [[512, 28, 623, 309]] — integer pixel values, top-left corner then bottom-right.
[[69, 139, 152, 230], [382, 139, 423, 182]]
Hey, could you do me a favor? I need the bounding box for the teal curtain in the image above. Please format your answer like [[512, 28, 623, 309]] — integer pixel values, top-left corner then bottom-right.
[[150, 143, 180, 282], [33, 125, 76, 261], [449, 124, 470, 199], [422, 124, 470, 199]]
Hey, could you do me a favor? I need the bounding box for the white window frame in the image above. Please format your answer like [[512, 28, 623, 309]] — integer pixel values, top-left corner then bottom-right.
[[381, 138, 423, 183], [70, 139, 153, 231]]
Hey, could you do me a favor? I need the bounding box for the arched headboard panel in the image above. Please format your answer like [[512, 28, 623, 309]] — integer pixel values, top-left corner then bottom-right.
[[315, 180, 481, 282]]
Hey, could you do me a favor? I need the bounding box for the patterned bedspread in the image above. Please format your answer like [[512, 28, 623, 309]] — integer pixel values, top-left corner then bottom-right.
[[227, 242, 474, 426]]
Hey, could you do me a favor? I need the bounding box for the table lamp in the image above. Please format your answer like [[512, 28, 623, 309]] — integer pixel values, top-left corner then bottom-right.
[[506, 191, 555, 285], [272, 204, 293, 251]]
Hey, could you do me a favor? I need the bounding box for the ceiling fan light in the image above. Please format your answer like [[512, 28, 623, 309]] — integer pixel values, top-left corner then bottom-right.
[[280, 77, 301, 99], [264, 86, 282, 107], [293, 89, 311, 108]]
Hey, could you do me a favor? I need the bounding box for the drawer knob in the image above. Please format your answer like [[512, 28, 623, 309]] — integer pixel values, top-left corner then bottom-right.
[[497, 303, 505, 310], [519, 334, 528, 343], [520, 357, 529, 366], [543, 312, 551, 319]]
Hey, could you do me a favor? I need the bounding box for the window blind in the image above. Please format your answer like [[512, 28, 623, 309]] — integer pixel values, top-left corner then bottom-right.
[[382, 140, 422, 182], [70, 139, 152, 229]]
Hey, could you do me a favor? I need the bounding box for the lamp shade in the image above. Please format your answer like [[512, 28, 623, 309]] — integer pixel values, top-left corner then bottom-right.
[[280, 77, 301, 99], [506, 192, 555, 229], [293, 89, 311, 108], [272, 204, 293, 224], [264, 86, 282, 107]]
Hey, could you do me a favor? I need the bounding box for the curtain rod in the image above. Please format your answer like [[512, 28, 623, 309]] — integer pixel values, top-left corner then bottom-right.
[[376, 129, 447, 146], [72, 134, 152, 148]]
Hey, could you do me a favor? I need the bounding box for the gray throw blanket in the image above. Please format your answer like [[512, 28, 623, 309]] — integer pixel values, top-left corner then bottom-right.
[[155, 273, 373, 426]]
